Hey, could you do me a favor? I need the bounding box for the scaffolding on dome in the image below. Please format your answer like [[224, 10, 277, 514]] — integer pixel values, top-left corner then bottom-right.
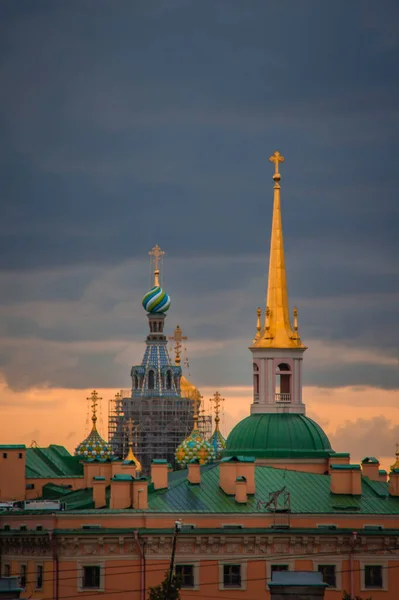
[[108, 390, 212, 474]]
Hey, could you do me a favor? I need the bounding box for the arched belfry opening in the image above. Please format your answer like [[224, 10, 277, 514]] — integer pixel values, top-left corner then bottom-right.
[[253, 363, 259, 403], [166, 370, 172, 390], [275, 362, 291, 403], [148, 370, 155, 390]]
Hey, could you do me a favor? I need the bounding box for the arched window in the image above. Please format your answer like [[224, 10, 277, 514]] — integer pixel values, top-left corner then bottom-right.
[[275, 363, 291, 402], [148, 370, 155, 390], [134, 374, 139, 389], [166, 370, 172, 390], [253, 363, 259, 396]]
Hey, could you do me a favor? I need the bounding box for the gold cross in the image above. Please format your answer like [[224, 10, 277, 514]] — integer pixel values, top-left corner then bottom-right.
[[168, 325, 188, 366], [124, 418, 136, 444], [87, 390, 102, 428], [210, 391, 225, 428], [149, 245, 165, 286], [269, 150, 285, 177]]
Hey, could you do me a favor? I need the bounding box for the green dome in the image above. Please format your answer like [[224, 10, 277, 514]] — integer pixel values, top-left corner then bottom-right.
[[224, 413, 332, 459]]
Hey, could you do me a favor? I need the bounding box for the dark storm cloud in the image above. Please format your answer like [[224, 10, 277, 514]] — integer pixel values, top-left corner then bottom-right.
[[0, 0, 398, 271], [0, 1, 398, 392]]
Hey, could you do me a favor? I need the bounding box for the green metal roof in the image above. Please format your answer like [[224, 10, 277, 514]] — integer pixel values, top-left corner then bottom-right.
[[25, 445, 83, 478], [3, 463, 399, 516], [224, 414, 332, 459], [146, 465, 399, 515]]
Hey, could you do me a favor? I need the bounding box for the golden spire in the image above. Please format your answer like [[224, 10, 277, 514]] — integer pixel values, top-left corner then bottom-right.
[[124, 418, 142, 472], [168, 324, 187, 366], [87, 390, 101, 431], [210, 391, 224, 432], [252, 151, 305, 349], [149, 244, 165, 287]]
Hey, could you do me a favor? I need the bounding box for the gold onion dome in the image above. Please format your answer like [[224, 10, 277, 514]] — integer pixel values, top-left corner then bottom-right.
[[75, 391, 113, 460], [180, 375, 201, 401], [391, 444, 399, 471]]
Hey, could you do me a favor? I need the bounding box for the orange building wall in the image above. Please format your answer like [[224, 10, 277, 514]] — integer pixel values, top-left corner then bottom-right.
[[0, 448, 26, 501], [25, 477, 85, 499], [4, 555, 399, 600]]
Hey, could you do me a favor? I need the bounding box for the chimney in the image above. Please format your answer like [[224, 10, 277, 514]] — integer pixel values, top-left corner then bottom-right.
[[92, 476, 107, 508], [151, 459, 168, 490], [328, 453, 350, 472], [330, 464, 362, 495], [110, 474, 133, 509], [235, 477, 248, 503], [361, 457, 380, 481], [236, 457, 255, 494], [389, 469, 399, 496], [219, 457, 239, 495], [379, 469, 388, 482], [188, 459, 201, 485], [132, 477, 148, 509]]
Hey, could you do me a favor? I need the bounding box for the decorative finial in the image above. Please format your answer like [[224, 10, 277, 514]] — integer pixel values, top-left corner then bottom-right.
[[254, 307, 262, 341], [293, 307, 298, 331], [192, 394, 201, 430], [269, 150, 284, 184], [149, 244, 165, 287], [169, 325, 187, 366], [210, 391, 225, 431], [87, 390, 101, 431], [265, 306, 271, 331]]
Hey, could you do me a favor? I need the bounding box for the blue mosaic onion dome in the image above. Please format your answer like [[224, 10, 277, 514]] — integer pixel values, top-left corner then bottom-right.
[[209, 429, 226, 460], [175, 429, 216, 469], [75, 428, 113, 460], [142, 286, 171, 314]]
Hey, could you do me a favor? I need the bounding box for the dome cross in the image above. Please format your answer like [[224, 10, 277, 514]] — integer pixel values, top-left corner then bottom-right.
[[149, 244, 165, 287]]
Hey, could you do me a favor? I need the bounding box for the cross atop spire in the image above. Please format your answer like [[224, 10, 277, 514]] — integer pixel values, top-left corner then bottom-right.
[[210, 391, 224, 431], [87, 390, 102, 430], [149, 244, 165, 287], [269, 150, 284, 183], [168, 325, 187, 366]]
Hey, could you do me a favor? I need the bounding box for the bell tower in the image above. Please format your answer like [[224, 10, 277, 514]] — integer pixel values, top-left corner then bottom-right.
[[250, 152, 307, 415]]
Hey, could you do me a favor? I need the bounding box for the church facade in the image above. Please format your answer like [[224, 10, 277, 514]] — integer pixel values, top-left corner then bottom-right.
[[0, 152, 398, 600]]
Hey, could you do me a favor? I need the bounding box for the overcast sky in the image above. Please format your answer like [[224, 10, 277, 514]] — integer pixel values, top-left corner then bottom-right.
[[0, 1, 398, 461]]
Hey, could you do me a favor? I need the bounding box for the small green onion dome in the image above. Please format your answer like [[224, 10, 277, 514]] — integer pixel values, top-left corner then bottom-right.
[[209, 429, 226, 460], [224, 413, 332, 459], [142, 286, 171, 313]]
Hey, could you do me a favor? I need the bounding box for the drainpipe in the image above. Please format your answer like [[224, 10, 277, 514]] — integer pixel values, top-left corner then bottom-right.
[[350, 531, 357, 599], [49, 531, 59, 600], [134, 531, 146, 600]]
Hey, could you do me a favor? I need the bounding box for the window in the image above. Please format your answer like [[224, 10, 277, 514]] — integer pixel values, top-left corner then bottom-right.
[[365, 565, 383, 588], [82, 566, 101, 589], [175, 565, 194, 588], [223, 564, 241, 588], [2, 453, 7, 459], [3, 564, 10, 577], [36, 565, 43, 589], [271, 564, 289, 574], [318, 565, 336, 588], [148, 370, 155, 390], [18, 453, 23, 459], [20, 564, 27, 588], [166, 370, 172, 390]]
